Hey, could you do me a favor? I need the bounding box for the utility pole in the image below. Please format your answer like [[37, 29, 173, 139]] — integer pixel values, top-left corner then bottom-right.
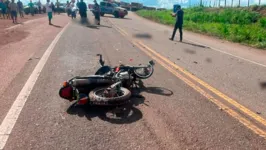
[[238, 0, 240, 7], [225, 0, 226, 7], [248, 0, 249, 7], [231, 0, 233, 7]]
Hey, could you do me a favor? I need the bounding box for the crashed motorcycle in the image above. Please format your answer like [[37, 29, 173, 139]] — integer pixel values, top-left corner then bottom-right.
[[59, 54, 155, 106]]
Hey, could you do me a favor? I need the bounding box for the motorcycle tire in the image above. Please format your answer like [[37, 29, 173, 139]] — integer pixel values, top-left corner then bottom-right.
[[133, 65, 154, 79], [89, 87, 131, 105]]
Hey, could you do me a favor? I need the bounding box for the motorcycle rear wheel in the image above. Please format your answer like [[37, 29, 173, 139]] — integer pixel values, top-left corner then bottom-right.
[[89, 87, 131, 105]]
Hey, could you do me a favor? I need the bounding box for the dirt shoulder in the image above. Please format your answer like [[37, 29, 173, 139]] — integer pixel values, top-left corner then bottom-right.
[[0, 14, 47, 48]]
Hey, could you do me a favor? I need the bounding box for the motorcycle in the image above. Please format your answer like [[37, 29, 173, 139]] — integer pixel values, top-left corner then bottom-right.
[[59, 54, 155, 106]]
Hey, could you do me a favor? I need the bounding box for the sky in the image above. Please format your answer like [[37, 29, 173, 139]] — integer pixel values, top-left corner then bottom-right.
[[19, 0, 266, 9]]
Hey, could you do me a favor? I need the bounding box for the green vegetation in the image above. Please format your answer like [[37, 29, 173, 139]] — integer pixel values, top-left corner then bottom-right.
[[136, 6, 266, 49]]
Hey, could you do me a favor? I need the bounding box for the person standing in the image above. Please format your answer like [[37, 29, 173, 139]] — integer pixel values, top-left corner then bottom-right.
[[28, 0, 34, 16], [66, 1, 71, 16], [37, 0, 42, 14], [17, 0, 24, 18], [78, 0, 87, 18], [56, 0, 60, 14], [5, 0, 10, 19], [76, 0, 79, 8], [169, 5, 184, 42], [9, 0, 18, 23], [0, 0, 7, 19], [51, 2, 55, 15], [46, 0, 53, 25], [93, 0, 100, 25], [70, 1, 76, 19]]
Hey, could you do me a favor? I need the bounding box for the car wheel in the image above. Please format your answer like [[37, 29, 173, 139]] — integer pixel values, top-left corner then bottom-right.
[[100, 13, 104, 16], [120, 15, 125, 18], [114, 11, 119, 18]]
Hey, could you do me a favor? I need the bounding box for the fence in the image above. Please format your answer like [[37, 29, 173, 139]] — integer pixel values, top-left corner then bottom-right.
[[186, 0, 266, 8]]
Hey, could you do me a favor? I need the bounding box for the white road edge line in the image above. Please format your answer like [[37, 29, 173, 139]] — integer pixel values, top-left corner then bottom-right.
[[0, 22, 70, 150], [184, 38, 266, 68]]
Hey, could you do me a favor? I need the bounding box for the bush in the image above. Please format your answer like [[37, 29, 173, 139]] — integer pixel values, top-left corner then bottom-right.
[[260, 18, 266, 28]]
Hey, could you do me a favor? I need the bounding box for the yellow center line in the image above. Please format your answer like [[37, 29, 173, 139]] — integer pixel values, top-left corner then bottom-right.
[[133, 41, 266, 139], [108, 18, 266, 135], [137, 41, 266, 127]]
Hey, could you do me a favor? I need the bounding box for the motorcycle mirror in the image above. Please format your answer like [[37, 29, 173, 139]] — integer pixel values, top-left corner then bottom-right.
[[149, 60, 155, 66]]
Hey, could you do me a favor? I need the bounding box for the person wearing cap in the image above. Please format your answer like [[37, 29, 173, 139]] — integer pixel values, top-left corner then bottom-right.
[[169, 4, 184, 42]]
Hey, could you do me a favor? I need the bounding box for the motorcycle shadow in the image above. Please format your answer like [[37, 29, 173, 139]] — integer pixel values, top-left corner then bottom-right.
[[135, 80, 173, 97], [66, 97, 145, 124]]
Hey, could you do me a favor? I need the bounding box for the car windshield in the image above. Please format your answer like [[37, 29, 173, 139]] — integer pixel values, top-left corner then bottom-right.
[[112, 3, 118, 7]]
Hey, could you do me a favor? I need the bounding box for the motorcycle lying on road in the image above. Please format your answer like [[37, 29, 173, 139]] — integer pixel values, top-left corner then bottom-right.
[[59, 54, 155, 106]]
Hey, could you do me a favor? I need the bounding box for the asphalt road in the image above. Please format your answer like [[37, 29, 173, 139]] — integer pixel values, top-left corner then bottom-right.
[[1, 12, 266, 149]]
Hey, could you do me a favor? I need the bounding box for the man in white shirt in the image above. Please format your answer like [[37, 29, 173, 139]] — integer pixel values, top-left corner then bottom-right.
[[46, 0, 53, 25], [70, 1, 76, 19]]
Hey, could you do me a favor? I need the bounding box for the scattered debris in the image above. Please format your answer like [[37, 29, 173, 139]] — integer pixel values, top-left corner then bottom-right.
[[256, 112, 262, 115], [193, 61, 198, 64], [184, 49, 196, 54], [206, 58, 212, 63], [260, 82, 266, 89]]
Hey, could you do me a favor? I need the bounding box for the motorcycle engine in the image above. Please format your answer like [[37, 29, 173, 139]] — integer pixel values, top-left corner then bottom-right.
[[119, 72, 130, 79]]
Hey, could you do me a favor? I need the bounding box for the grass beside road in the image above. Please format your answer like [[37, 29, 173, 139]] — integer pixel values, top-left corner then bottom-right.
[[136, 6, 266, 49]]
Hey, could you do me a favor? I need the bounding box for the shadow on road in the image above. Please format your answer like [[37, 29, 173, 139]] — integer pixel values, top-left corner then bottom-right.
[[87, 24, 112, 29], [141, 87, 173, 96], [134, 81, 173, 97], [50, 24, 63, 28], [133, 33, 152, 39], [179, 41, 210, 49], [87, 25, 99, 29], [66, 95, 144, 124]]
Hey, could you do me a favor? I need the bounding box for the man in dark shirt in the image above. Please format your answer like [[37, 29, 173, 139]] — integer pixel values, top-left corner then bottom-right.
[[17, 0, 24, 18], [93, 0, 100, 25], [170, 5, 184, 42], [78, 0, 87, 18]]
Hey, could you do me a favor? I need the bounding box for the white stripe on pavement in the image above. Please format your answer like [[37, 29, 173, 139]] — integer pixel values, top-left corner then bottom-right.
[[0, 22, 70, 150]]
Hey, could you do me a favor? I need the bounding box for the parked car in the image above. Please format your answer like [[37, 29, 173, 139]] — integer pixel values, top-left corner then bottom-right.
[[99, 1, 128, 18], [24, 5, 39, 15]]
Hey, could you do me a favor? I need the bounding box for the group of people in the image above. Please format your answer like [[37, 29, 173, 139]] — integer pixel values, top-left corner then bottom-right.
[[0, 0, 24, 23], [65, 0, 100, 25]]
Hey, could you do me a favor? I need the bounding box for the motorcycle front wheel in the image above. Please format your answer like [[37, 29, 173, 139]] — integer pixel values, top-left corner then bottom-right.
[[133, 65, 154, 79], [89, 87, 131, 105]]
